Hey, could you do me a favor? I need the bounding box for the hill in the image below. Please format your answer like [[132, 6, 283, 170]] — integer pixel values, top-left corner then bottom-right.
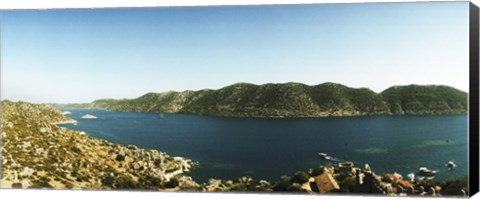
[[0, 101, 199, 190], [58, 82, 467, 117]]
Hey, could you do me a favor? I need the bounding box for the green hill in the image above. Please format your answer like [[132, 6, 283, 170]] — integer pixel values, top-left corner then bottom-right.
[[381, 84, 468, 115], [59, 82, 467, 117]]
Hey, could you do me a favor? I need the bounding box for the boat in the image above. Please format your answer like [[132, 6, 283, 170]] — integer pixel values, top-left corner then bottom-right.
[[318, 153, 342, 161], [81, 114, 97, 119], [318, 153, 328, 158], [445, 161, 457, 170], [393, 172, 403, 179], [318, 153, 334, 160], [416, 176, 435, 180], [418, 167, 437, 176], [406, 173, 415, 181]]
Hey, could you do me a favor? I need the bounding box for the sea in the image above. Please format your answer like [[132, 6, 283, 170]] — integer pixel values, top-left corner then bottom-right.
[[60, 109, 468, 183]]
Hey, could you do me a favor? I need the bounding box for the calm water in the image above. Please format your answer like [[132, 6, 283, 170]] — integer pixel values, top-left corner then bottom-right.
[[60, 109, 468, 183]]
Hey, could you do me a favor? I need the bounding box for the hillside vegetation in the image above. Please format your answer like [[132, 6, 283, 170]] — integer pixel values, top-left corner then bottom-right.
[[0, 101, 199, 190], [58, 82, 467, 117]]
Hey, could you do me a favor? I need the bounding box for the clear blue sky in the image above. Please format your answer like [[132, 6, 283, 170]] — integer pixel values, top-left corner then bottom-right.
[[1, 2, 469, 103]]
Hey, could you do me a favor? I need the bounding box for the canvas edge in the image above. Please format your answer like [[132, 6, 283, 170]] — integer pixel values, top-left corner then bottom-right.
[[469, 1, 480, 197]]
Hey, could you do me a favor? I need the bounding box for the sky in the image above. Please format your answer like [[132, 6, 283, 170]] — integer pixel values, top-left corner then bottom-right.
[[1, 2, 470, 103]]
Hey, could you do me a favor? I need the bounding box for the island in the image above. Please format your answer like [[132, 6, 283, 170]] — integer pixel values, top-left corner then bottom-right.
[[55, 82, 468, 118]]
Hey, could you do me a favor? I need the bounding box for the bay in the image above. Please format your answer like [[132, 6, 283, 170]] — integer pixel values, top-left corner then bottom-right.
[[60, 109, 468, 183]]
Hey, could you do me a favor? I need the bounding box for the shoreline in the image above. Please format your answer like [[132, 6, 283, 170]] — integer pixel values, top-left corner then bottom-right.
[[1, 101, 200, 190], [59, 107, 468, 119], [53, 119, 78, 125], [50, 116, 197, 181]]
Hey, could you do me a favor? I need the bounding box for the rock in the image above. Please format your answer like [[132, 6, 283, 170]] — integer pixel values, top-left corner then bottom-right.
[[396, 185, 404, 193], [206, 179, 228, 191], [21, 141, 31, 149], [6, 122, 14, 129], [429, 187, 436, 196], [257, 180, 271, 190], [13, 171, 18, 182], [19, 167, 34, 178], [132, 161, 144, 170], [39, 128, 47, 133], [21, 179, 30, 188], [406, 185, 415, 194]]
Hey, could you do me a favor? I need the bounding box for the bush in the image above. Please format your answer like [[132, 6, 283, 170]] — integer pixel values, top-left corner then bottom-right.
[[272, 176, 293, 192], [441, 177, 468, 196], [12, 183, 23, 188], [115, 154, 125, 161], [140, 175, 161, 188], [29, 176, 53, 188], [76, 175, 90, 182], [114, 175, 139, 189], [154, 159, 161, 166], [164, 177, 179, 188], [337, 176, 356, 193], [229, 177, 255, 191], [416, 179, 437, 190], [310, 167, 325, 177], [70, 169, 78, 177], [71, 146, 82, 154], [64, 181, 74, 189], [291, 171, 310, 184], [101, 175, 115, 187]]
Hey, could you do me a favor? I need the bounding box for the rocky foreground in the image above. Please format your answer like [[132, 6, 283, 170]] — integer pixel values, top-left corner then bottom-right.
[[0, 101, 199, 190]]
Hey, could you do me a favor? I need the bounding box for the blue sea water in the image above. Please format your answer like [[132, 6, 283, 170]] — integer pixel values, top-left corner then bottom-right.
[[60, 109, 468, 183]]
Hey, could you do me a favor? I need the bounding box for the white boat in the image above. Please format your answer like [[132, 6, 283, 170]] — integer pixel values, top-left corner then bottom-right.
[[318, 152, 334, 160], [418, 167, 437, 176], [81, 114, 97, 119], [318, 153, 342, 161], [393, 172, 403, 179], [318, 153, 328, 158], [416, 176, 435, 180], [445, 161, 457, 170], [406, 173, 415, 180]]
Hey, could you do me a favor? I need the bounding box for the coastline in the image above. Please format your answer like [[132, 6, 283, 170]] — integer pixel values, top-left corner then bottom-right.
[[58, 106, 468, 119], [53, 120, 78, 125], [1, 101, 199, 190]]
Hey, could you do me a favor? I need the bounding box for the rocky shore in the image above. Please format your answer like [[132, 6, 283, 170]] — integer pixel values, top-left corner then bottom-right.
[[0, 101, 199, 190]]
